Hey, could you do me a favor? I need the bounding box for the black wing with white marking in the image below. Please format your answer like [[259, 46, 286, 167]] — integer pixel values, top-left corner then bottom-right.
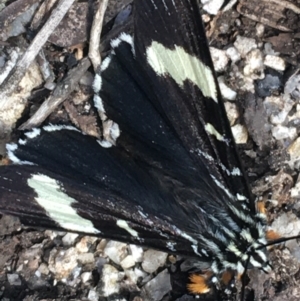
[[133, 1, 254, 208], [0, 127, 231, 259], [98, 1, 254, 210], [0, 0, 257, 263]]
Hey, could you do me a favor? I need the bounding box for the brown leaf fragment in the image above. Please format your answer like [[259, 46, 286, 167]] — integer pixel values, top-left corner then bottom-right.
[[64, 100, 100, 138], [238, 0, 300, 32], [265, 33, 299, 56]]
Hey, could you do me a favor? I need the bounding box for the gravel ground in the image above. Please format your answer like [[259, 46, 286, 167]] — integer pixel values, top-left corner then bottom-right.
[[1, 0, 300, 300]]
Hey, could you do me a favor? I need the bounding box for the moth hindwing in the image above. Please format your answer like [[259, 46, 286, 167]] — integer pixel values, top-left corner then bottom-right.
[[0, 0, 270, 298]]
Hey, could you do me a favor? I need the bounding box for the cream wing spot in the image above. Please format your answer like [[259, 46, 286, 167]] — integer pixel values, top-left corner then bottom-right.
[[205, 123, 229, 144], [28, 174, 100, 234], [146, 41, 218, 102], [116, 219, 139, 237]]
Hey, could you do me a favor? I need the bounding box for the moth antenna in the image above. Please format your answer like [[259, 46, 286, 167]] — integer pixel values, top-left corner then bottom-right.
[[239, 255, 250, 301], [257, 234, 300, 249]]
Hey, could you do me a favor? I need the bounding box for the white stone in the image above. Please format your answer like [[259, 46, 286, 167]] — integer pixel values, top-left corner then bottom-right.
[[231, 124, 248, 144], [245, 150, 257, 159], [285, 74, 300, 98], [201, 0, 225, 15], [77, 253, 94, 264], [226, 46, 241, 63], [264, 55, 286, 71], [256, 24, 265, 37], [76, 236, 98, 253], [38, 263, 50, 275], [243, 49, 264, 80], [7, 274, 22, 286], [202, 14, 211, 23], [134, 267, 148, 280], [210, 47, 229, 72], [103, 241, 128, 265], [234, 35, 257, 57], [45, 230, 58, 240], [224, 102, 239, 126], [88, 289, 99, 301], [218, 76, 237, 100], [141, 269, 171, 301], [124, 269, 138, 284], [48, 247, 79, 280], [264, 42, 279, 55], [101, 264, 124, 296], [272, 125, 297, 140], [81, 271, 92, 284], [142, 250, 168, 274], [287, 137, 300, 170], [272, 213, 300, 237], [129, 244, 144, 263], [291, 178, 300, 198], [120, 255, 136, 269], [62, 233, 79, 246]]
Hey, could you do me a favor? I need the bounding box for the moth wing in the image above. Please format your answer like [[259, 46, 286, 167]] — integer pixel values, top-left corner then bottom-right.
[[0, 128, 217, 258], [100, 0, 254, 209]]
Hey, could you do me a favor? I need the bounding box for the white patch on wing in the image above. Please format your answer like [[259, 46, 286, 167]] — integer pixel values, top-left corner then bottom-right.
[[205, 123, 229, 144], [150, 0, 158, 9], [100, 56, 112, 72], [166, 241, 176, 252], [236, 261, 245, 274], [116, 220, 139, 237], [191, 244, 202, 256], [7, 143, 34, 165], [28, 174, 100, 234], [97, 140, 113, 148], [231, 167, 241, 176], [211, 175, 234, 199], [193, 148, 241, 176], [109, 122, 120, 140], [173, 227, 202, 256], [138, 210, 148, 219], [211, 261, 218, 273], [93, 94, 105, 112], [227, 242, 242, 257], [18, 139, 27, 145], [249, 257, 263, 268], [25, 128, 41, 139], [240, 229, 254, 243], [175, 229, 197, 245], [236, 193, 247, 201], [161, 0, 168, 11], [228, 204, 255, 225], [93, 73, 102, 93], [201, 249, 209, 257], [146, 41, 218, 102], [111, 33, 135, 55]]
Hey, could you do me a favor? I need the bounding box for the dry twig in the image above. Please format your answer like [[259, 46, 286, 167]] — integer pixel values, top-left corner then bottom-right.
[[19, 57, 91, 130], [89, 0, 109, 71], [0, 0, 75, 105]]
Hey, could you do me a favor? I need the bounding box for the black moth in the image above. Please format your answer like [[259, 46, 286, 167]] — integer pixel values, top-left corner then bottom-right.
[[0, 0, 293, 300]]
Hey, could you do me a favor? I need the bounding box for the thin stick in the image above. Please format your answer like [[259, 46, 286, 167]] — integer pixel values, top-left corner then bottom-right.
[[0, 0, 75, 105], [89, 0, 109, 71], [19, 57, 91, 130]]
